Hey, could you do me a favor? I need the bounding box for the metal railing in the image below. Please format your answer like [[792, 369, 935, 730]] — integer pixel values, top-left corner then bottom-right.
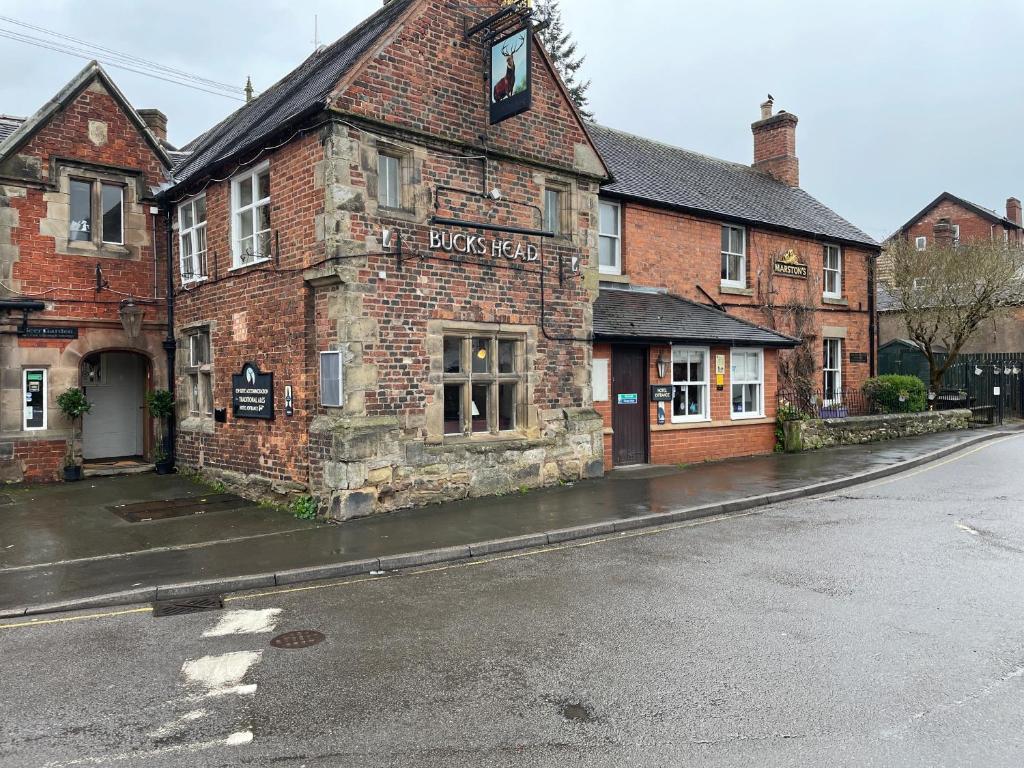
[[777, 388, 917, 420]]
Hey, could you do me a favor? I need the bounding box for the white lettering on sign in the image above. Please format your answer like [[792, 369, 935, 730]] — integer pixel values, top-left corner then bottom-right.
[[430, 228, 538, 262]]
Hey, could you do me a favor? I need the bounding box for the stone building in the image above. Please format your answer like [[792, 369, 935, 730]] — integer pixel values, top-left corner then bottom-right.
[[586, 102, 879, 468], [0, 63, 172, 482], [160, 0, 608, 516], [878, 192, 1024, 352]]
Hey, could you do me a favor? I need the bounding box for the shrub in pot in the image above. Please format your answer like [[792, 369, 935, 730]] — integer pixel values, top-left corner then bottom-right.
[[56, 388, 91, 482], [145, 389, 175, 474]]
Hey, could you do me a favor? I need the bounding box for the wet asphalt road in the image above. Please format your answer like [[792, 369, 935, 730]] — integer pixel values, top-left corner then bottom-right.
[[2, 433, 1024, 767]]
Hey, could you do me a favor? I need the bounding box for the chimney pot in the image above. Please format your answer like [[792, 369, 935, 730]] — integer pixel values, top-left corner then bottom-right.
[[1006, 197, 1022, 227], [760, 98, 773, 120], [136, 108, 167, 142]]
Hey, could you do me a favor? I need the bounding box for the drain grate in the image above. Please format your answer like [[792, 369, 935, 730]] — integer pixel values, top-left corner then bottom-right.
[[152, 595, 224, 617], [270, 629, 325, 649]]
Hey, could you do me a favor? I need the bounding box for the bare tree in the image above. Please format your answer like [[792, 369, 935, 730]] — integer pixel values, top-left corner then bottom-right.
[[885, 233, 1024, 392]]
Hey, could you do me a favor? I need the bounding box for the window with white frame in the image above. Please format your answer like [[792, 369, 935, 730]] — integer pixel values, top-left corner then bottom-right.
[[231, 163, 271, 267], [823, 244, 842, 298], [178, 194, 208, 282], [442, 332, 524, 435], [23, 369, 46, 430], [721, 225, 746, 287], [598, 200, 621, 274], [952, 224, 960, 247], [730, 349, 763, 417], [184, 328, 213, 416], [823, 338, 842, 403], [671, 347, 709, 422], [915, 236, 927, 251], [320, 351, 343, 407], [378, 153, 401, 209]]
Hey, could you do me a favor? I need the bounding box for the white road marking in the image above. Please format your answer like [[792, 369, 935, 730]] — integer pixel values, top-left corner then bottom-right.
[[180, 650, 262, 696], [38, 733, 255, 766], [956, 522, 981, 536], [148, 709, 208, 739], [203, 608, 281, 637], [225, 730, 254, 746]]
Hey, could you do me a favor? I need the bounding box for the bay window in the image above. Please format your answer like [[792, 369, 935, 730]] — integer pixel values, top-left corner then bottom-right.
[[730, 349, 763, 418], [671, 346, 709, 422], [178, 194, 208, 283], [442, 333, 524, 436], [231, 163, 271, 267]]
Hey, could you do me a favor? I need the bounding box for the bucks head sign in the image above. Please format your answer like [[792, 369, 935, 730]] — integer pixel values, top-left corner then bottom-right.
[[490, 27, 531, 124], [232, 362, 274, 420]]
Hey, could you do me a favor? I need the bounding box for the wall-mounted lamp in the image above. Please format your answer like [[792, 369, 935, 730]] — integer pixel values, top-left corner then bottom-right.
[[656, 351, 668, 379], [118, 298, 144, 339]]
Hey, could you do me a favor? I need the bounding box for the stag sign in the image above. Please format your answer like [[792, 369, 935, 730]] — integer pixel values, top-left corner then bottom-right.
[[489, 27, 532, 124]]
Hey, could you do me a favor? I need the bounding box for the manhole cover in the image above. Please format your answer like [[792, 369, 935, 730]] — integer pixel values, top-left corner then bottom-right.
[[110, 494, 250, 523], [152, 595, 224, 617], [270, 630, 325, 649]]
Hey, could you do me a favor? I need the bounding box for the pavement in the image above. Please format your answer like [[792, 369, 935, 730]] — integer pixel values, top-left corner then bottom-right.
[[2, 430, 1023, 767], [0, 426, 1011, 616]]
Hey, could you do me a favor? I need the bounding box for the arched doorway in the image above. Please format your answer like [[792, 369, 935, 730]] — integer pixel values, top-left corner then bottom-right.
[[81, 351, 150, 461]]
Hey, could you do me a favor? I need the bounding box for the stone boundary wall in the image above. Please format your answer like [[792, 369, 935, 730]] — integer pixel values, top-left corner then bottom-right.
[[783, 409, 971, 452]]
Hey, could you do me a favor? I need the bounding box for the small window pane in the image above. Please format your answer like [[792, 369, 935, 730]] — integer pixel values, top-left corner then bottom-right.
[[444, 384, 463, 434], [443, 337, 462, 373], [195, 196, 207, 223], [257, 203, 271, 233], [498, 383, 516, 430], [544, 189, 561, 235], [471, 384, 489, 432], [471, 338, 489, 374], [240, 209, 254, 239], [378, 155, 399, 208], [238, 176, 253, 207], [189, 373, 200, 414], [101, 185, 122, 244], [599, 201, 618, 236], [498, 340, 516, 373], [320, 352, 342, 407], [69, 180, 91, 241], [599, 236, 616, 268], [180, 203, 194, 230], [257, 171, 270, 201]]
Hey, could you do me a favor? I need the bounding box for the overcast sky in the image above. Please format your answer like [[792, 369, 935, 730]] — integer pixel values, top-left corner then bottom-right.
[[1, 1, 1022, 240]]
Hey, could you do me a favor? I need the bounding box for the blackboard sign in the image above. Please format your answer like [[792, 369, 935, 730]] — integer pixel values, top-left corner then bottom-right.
[[650, 385, 673, 402], [18, 326, 78, 340], [849, 352, 868, 363], [231, 362, 274, 420]]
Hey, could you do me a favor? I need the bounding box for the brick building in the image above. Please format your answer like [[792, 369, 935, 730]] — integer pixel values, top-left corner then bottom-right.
[[0, 63, 173, 482], [160, 0, 608, 516], [587, 100, 879, 468], [878, 192, 1024, 352]]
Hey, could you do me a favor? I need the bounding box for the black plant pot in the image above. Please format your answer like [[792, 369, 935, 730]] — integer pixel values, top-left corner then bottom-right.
[[155, 460, 173, 476], [63, 465, 83, 482]]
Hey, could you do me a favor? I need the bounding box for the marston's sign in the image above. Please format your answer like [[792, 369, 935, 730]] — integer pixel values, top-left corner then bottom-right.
[[772, 250, 808, 279], [429, 229, 538, 262], [231, 362, 274, 420]]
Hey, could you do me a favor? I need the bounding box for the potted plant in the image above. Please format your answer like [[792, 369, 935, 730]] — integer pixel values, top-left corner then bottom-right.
[[56, 387, 91, 482], [145, 389, 175, 475]]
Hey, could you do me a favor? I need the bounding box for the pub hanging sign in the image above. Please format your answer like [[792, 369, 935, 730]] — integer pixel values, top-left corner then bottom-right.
[[772, 249, 808, 279], [231, 362, 274, 420], [489, 26, 532, 124]]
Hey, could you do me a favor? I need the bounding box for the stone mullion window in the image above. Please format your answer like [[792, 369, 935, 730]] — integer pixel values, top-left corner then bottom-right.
[[442, 333, 523, 436]]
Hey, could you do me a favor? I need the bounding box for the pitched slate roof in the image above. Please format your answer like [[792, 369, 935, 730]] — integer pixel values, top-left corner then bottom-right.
[[0, 115, 24, 144], [0, 62, 171, 170], [890, 192, 1023, 240], [594, 288, 799, 347], [171, 0, 415, 186], [588, 123, 877, 249]]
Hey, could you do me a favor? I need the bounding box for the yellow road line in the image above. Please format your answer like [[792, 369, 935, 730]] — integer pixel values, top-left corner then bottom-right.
[[3, 431, 1017, 632]]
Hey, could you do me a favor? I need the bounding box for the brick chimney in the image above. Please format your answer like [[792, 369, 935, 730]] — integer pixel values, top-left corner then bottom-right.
[[1007, 197, 1022, 226], [137, 109, 167, 142], [751, 97, 799, 187]]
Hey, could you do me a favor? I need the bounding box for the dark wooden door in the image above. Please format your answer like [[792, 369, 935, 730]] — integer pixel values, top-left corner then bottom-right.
[[611, 345, 647, 466]]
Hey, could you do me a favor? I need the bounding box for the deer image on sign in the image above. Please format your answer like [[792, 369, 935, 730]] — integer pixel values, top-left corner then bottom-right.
[[490, 27, 531, 124]]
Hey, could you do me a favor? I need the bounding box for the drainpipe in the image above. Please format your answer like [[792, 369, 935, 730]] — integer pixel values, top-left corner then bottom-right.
[[867, 250, 877, 377], [162, 210, 177, 468]]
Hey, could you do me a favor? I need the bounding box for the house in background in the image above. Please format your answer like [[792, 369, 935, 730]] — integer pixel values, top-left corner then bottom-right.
[[0, 63, 173, 482], [878, 192, 1024, 353], [588, 99, 879, 469]]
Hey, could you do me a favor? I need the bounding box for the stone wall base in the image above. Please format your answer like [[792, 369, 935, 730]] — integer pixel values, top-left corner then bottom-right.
[[311, 408, 605, 521], [783, 409, 972, 452]]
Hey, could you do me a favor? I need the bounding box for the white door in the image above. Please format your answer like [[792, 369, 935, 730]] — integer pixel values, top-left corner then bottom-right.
[[82, 352, 145, 459]]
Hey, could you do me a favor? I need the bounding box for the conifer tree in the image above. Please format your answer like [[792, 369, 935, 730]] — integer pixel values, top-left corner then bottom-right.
[[534, 0, 593, 119]]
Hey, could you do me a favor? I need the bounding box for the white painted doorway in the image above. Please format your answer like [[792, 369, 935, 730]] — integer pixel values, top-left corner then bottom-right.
[[82, 352, 147, 460]]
